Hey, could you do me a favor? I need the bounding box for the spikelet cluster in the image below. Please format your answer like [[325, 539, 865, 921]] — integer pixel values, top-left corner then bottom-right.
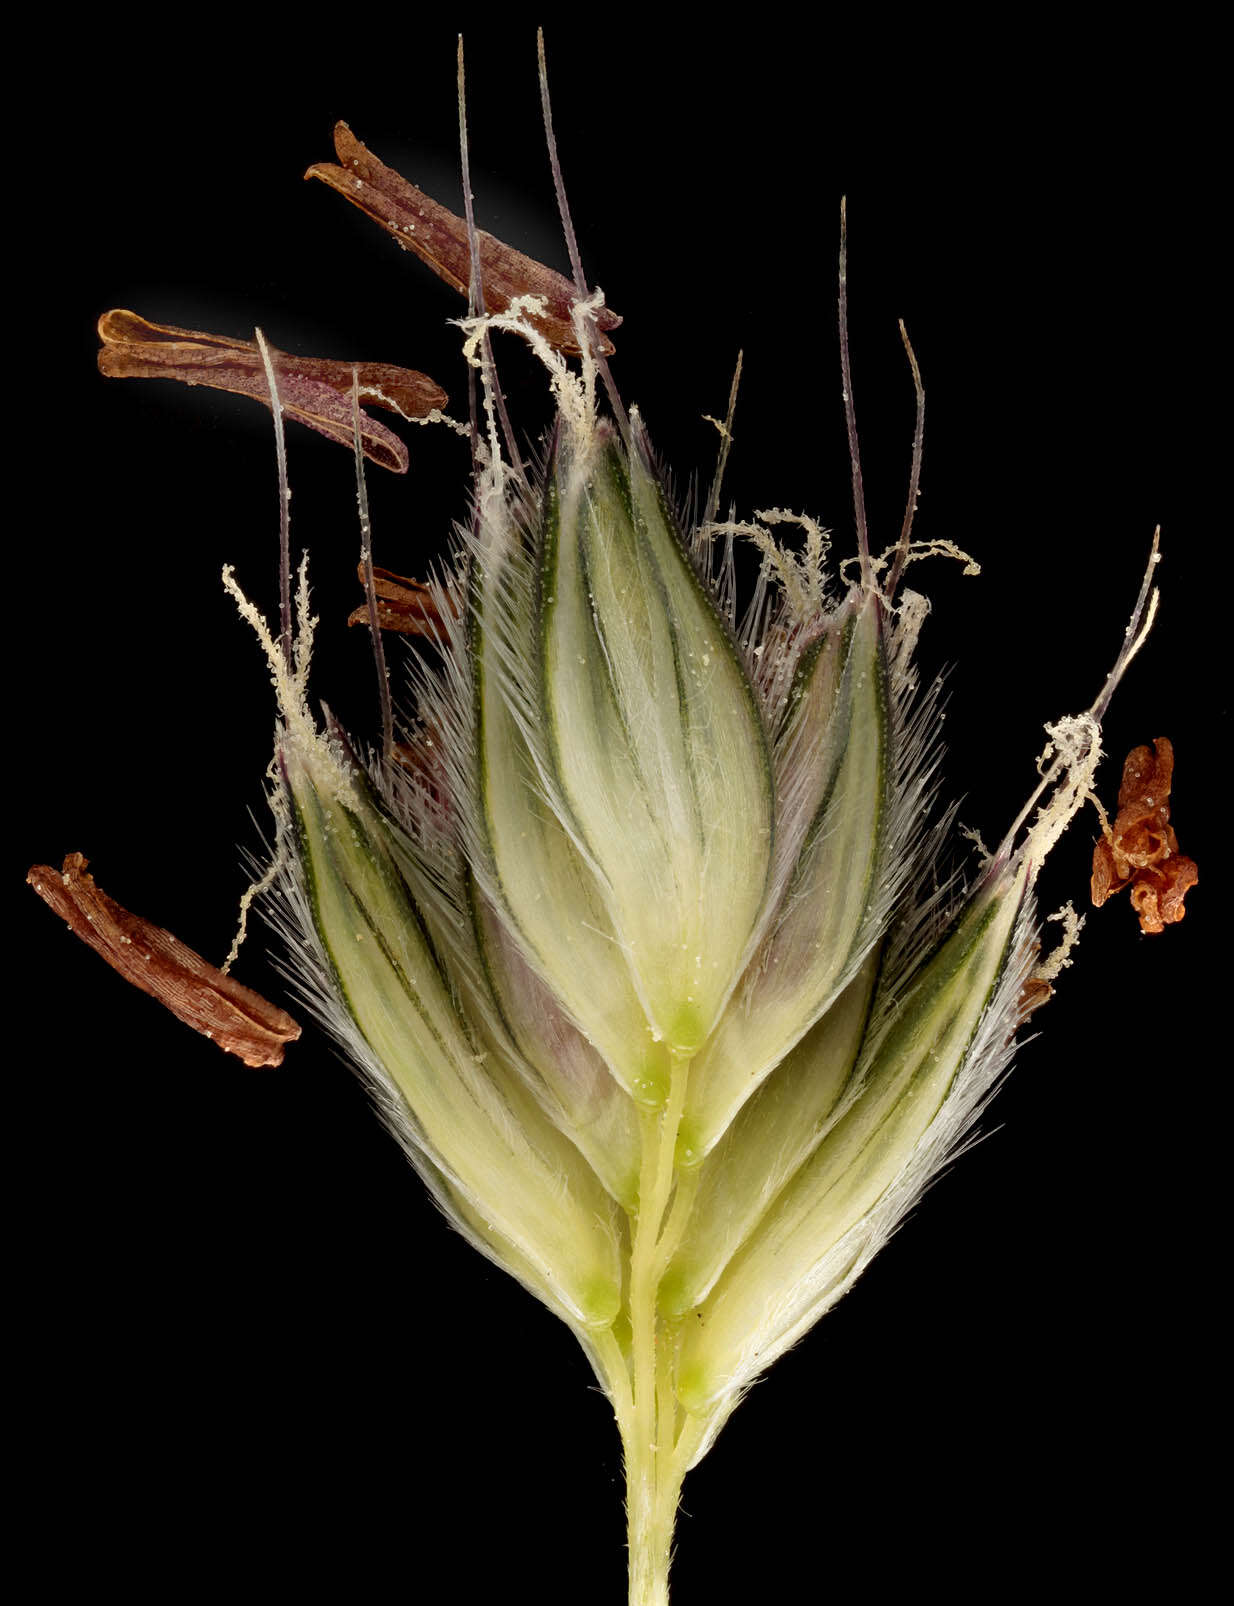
[[242, 279, 1121, 1484]]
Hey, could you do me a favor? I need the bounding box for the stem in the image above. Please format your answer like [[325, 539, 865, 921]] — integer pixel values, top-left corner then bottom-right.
[[653, 1169, 699, 1285], [594, 1326, 634, 1430], [625, 1057, 690, 1606]]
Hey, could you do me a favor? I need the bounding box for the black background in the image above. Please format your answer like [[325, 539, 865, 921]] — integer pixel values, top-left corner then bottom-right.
[[15, 15, 1221, 1602]]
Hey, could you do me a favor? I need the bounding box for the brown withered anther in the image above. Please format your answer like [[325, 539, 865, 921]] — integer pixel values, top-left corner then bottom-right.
[[28, 853, 300, 1067], [1091, 737, 1198, 934], [1016, 968, 1055, 1026], [346, 563, 449, 634], [97, 310, 447, 474], [306, 122, 621, 358]]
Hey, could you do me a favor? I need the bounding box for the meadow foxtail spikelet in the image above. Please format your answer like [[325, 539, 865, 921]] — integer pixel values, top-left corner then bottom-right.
[[26, 30, 1203, 1606]]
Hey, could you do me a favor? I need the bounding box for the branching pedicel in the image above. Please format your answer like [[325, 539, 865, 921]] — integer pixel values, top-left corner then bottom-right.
[[30, 37, 1195, 1606]]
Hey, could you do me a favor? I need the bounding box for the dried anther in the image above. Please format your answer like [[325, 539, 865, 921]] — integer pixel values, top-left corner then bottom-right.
[[346, 563, 446, 634], [1015, 964, 1054, 1025], [1091, 737, 1198, 934], [28, 853, 300, 1067], [97, 309, 447, 473], [306, 122, 621, 357]]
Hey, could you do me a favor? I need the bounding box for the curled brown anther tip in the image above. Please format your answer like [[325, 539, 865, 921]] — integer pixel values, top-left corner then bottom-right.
[[1091, 737, 1198, 934], [97, 309, 447, 473], [28, 853, 300, 1067], [307, 122, 620, 358], [346, 564, 447, 634], [1016, 973, 1054, 1026]]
